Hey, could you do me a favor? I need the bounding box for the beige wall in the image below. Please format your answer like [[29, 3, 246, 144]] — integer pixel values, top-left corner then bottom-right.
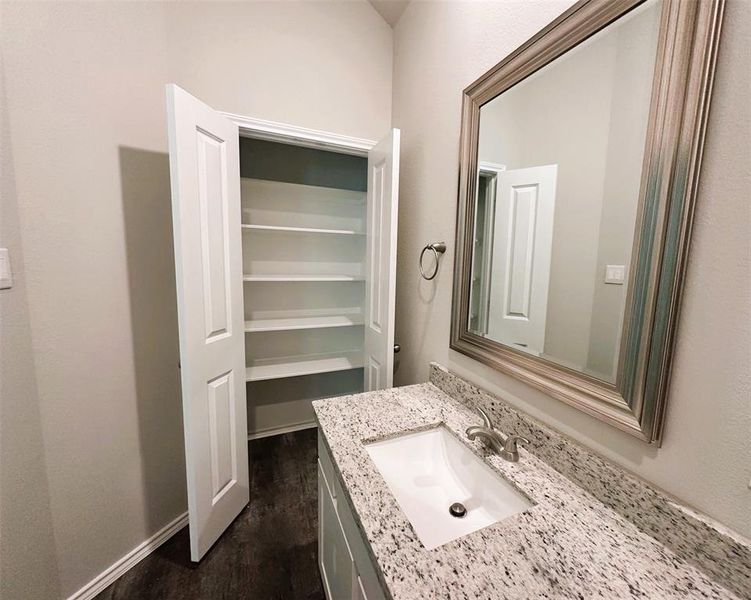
[[0, 1, 391, 597], [162, 1, 393, 141], [0, 56, 62, 600], [392, 0, 751, 539]]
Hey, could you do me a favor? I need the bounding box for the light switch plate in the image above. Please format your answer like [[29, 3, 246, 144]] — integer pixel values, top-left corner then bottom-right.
[[0, 248, 13, 290], [604, 264, 625, 285]]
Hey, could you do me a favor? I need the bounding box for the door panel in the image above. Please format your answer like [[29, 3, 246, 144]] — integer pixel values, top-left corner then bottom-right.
[[196, 128, 232, 340], [363, 129, 400, 391], [167, 84, 249, 562], [207, 371, 236, 501], [488, 165, 557, 355], [366, 357, 382, 392], [506, 184, 538, 318]]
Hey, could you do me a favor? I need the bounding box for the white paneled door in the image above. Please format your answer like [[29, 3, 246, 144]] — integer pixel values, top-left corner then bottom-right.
[[364, 129, 400, 391], [487, 164, 557, 356], [166, 84, 249, 562]]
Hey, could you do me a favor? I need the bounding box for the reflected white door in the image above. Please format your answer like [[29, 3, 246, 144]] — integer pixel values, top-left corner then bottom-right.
[[363, 129, 400, 391], [487, 165, 557, 355], [166, 84, 249, 561]]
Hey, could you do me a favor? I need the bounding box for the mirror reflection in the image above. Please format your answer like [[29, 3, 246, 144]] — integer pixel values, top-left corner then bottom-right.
[[468, 0, 662, 383]]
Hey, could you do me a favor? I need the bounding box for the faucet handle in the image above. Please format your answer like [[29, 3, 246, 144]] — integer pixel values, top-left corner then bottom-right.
[[503, 435, 530, 454], [476, 406, 493, 429]]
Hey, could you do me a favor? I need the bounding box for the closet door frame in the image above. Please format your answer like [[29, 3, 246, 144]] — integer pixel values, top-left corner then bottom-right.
[[221, 111, 376, 157]]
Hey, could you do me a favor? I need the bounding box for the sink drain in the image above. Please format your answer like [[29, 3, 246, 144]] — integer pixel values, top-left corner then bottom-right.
[[449, 502, 467, 518]]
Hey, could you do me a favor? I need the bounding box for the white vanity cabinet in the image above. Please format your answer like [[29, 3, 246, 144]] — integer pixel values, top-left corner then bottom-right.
[[166, 84, 400, 562], [318, 435, 387, 600]]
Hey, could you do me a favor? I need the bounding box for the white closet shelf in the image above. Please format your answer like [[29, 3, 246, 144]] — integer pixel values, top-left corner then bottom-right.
[[245, 351, 364, 382], [242, 224, 364, 236], [243, 274, 364, 282], [245, 314, 364, 333]]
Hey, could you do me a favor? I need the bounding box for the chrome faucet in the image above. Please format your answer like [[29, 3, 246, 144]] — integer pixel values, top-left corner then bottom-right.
[[466, 407, 530, 463]]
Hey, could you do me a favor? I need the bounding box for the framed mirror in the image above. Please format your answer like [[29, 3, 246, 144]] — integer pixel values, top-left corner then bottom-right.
[[451, 0, 724, 444]]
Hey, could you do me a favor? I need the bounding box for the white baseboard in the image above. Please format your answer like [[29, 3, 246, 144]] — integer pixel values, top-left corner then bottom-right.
[[247, 420, 317, 440], [67, 511, 188, 600]]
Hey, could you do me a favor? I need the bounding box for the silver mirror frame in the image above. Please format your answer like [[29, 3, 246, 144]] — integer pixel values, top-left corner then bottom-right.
[[450, 0, 725, 444]]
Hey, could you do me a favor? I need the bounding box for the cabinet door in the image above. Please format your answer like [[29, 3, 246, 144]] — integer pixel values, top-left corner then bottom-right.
[[319, 463, 356, 599], [364, 129, 401, 391], [166, 84, 249, 562], [354, 576, 369, 600]]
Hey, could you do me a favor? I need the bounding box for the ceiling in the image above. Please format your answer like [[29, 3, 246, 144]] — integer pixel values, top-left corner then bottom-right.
[[367, 0, 410, 27]]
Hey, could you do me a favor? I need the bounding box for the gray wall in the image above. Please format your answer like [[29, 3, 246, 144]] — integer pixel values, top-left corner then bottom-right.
[[0, 2, 392, 597], [392, 0, 751, 538]]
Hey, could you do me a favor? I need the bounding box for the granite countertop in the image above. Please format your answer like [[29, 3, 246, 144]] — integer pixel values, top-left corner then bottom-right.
[[313, 382, 743, 600]]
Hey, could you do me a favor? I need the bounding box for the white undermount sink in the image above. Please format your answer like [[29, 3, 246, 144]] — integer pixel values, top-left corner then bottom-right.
[[365, 426, 533, 550]]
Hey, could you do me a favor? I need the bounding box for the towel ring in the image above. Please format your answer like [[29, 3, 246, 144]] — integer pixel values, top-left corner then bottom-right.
[[419, 242, 447, 280]]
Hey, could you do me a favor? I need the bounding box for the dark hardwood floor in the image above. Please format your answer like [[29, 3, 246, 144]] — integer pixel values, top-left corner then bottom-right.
[[96, 428, 325, 600]]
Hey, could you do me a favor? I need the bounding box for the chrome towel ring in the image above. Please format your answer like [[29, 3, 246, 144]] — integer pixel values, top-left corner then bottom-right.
[[419, 242, 447, 280]]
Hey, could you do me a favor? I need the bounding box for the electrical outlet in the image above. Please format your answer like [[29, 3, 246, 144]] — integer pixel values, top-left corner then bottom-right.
[[604, 264, 625, 285], [0, 248, 12, 290]]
